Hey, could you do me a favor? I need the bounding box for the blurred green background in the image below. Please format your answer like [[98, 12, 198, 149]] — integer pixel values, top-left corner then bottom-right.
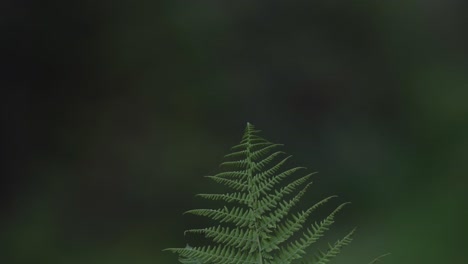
[[1, 1, 467, 263]]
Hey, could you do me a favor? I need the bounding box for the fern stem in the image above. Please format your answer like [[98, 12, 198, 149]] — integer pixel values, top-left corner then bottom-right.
[[245, 124, 264, 264]]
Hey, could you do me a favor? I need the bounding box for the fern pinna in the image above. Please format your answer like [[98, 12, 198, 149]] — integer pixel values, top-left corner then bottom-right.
[[165, 123, 354, 264]]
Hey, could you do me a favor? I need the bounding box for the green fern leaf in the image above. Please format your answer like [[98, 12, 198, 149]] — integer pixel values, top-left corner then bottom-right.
[[165, 123, 355, 264]]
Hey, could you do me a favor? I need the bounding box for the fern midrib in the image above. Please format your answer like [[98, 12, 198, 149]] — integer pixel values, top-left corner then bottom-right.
[[245, 125, 264, 264]]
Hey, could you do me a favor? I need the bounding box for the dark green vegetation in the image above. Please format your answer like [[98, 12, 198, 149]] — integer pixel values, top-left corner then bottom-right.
[[165, 123, 355, 264], [3, 1, 467, 263]]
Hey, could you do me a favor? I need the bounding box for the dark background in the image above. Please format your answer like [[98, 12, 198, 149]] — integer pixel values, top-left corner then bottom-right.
[[1, 1, 467, 263]]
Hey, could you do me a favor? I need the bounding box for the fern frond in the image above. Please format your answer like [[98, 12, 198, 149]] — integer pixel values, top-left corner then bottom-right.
[[275, 203, 351, 263], [230, 142, 249, 150], [252, 156, 294, 183], [204, 176, 249, 191], [227, 143, 282, 160], [257, 181, 315, 237], [211, 170, 248, 179], [252, 151, 286, 172], [196, 192, 250, 205], [219, 159, 249, 169], [185, 226, 257, 252], [165, 123, 355, 264], [256, 175, 312, 215], [250, 144, 283, 160], [264, 198, 343, 254], [164, 244, 257, 264], [224, 149, 248, 159], [313, 228, 355, 264], [240, 134, 270, 144], [252, 167, 308, 197], [185, 207, 254, 227]]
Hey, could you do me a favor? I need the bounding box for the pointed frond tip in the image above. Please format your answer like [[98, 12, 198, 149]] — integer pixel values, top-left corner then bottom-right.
[[245, 122, 255, 130]]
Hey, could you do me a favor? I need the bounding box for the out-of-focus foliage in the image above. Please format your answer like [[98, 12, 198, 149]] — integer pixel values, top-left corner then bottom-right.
[[1, 1, 467, 263]]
